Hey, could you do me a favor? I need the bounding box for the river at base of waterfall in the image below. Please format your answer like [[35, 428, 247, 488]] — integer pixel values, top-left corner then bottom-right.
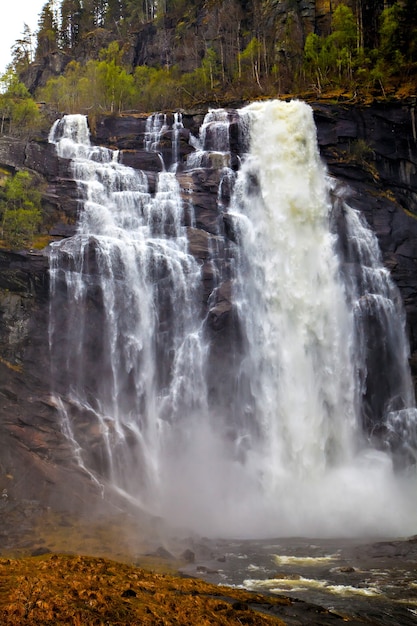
[[180, 534, 417, 625]]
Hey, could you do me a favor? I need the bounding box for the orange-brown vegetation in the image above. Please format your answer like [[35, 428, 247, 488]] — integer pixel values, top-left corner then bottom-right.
[[0, 553, 289, 625]]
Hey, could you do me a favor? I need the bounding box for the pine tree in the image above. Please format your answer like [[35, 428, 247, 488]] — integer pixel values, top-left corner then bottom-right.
[[35, 1, 59, 59], [60, 0, 82, 49]]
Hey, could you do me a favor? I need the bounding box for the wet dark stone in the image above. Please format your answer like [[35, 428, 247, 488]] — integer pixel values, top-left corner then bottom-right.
[[181, 549, 195, 563], [146, 546, 175, 559]]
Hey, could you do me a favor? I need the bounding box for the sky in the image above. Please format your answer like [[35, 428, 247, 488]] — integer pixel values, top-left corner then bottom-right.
[[0, 0, 47, 74]]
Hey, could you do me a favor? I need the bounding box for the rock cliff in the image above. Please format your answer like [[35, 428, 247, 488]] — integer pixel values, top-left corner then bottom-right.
[[0, 100, 416, 519]]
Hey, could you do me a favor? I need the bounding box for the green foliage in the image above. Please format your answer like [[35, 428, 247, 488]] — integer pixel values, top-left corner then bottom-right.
[[18, 0, 417, 109], [201, 48, 221, 90], [133, 66, 179, 110], [37, 44, 136, 114], [35, 1, 59, 59], [97, 43, 135, 112], [238, 38, 261, 74], [302, 1, 414, 96], [379, 4, 402, 62], [330, 4, 357, 50], [0, 172, 42, 249], [0, 71, 42, 136], [303, 4, 358, 91], [11, 24, 34, 72]]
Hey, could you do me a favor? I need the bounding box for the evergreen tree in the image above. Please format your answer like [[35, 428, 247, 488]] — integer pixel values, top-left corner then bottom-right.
[[60, 0, 82, 49], [35, 1, 59, 59], [106, 0, 129, 26], [400, 0, 417, 62]]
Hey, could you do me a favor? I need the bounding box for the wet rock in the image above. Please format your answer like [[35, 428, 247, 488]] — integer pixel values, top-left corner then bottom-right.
[[120, 149, 163, 172], [181, 549, 195, 563], [333, 566, 356, 573], [146, 546, 175, 559], [196, 565, 219, 574]]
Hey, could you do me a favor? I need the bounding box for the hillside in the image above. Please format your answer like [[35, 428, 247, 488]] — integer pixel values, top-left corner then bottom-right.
[[10, 0, 416, 112]]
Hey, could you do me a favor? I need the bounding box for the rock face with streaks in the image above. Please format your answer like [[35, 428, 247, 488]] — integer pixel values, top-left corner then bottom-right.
[[0, 101, 417, 513]]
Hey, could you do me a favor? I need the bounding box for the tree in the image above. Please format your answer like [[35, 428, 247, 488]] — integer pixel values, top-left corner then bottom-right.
[[201, 47, 220, 90], [369, 2, 404, 96], [327, 4, 358, 83], [0, 172, 42, 249], [400, 0, 417, 62], [60, 0, 82, 49], [106, 0, 129, 26], [35, 1, 59, 60], [97, 42, 135, 112], [302, 3, 359, 91], [11, 24, 34, 72], [304, 32, 324, 93], [238, 37, 263, 90], [0, 71, 42, 136], [42, 60, 85, 112], [378, 3, 403, 65]]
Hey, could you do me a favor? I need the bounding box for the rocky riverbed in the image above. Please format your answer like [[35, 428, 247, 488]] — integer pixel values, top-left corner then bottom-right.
[[0, 498, 416, 625]]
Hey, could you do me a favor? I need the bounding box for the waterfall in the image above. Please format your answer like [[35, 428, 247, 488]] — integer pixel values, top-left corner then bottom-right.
[[48, 101, 417, 538], [229, 101, 358, 479], [48, 114, 208, 507], [336, 192, 417, 466]]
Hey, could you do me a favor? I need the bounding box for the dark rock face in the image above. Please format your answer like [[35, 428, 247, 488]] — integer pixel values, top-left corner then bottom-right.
[[0, 101, 417, 509], [313, 103, 417, 361]]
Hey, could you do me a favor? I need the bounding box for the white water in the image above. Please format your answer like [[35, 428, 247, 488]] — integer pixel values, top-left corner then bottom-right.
[[48, 114, 208, 508], [48, 101, 417, 538]]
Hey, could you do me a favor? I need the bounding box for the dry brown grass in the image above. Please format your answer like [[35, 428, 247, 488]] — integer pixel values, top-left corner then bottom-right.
[[0, 553, 289, 625]]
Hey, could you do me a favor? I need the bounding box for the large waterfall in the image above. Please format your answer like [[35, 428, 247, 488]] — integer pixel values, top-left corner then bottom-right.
[[48, 100, 417, 538]]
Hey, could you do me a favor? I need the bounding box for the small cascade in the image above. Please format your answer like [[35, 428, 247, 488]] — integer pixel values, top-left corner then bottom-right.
[[47, 102, 417, 538], [144, 112, 168, 154], [144, 111, 185, 172], [171, 112, 184, 171], [335, 193, 417, 462], [186, 109, 233, 169]]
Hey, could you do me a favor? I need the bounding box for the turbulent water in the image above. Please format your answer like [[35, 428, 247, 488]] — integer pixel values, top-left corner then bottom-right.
[[48, 100, 417, 538]]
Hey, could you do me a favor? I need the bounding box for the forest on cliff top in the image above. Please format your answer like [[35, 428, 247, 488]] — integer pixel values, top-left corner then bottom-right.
[[1, 0, 416, 130], [0, 0, 415, 249]]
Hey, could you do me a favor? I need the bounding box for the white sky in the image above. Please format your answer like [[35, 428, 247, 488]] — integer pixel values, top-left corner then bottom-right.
[[0, 1, 47, 74]]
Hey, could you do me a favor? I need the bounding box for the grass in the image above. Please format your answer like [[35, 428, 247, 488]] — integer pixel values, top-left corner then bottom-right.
[[0, 553, 290, 625]]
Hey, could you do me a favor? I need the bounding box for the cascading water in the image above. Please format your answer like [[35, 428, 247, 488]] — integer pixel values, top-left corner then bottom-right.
[[48, 114, 208, 508], [228, 101, 358, 479], [48, 100, 417, 538], [336, 192, 417, 455]]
